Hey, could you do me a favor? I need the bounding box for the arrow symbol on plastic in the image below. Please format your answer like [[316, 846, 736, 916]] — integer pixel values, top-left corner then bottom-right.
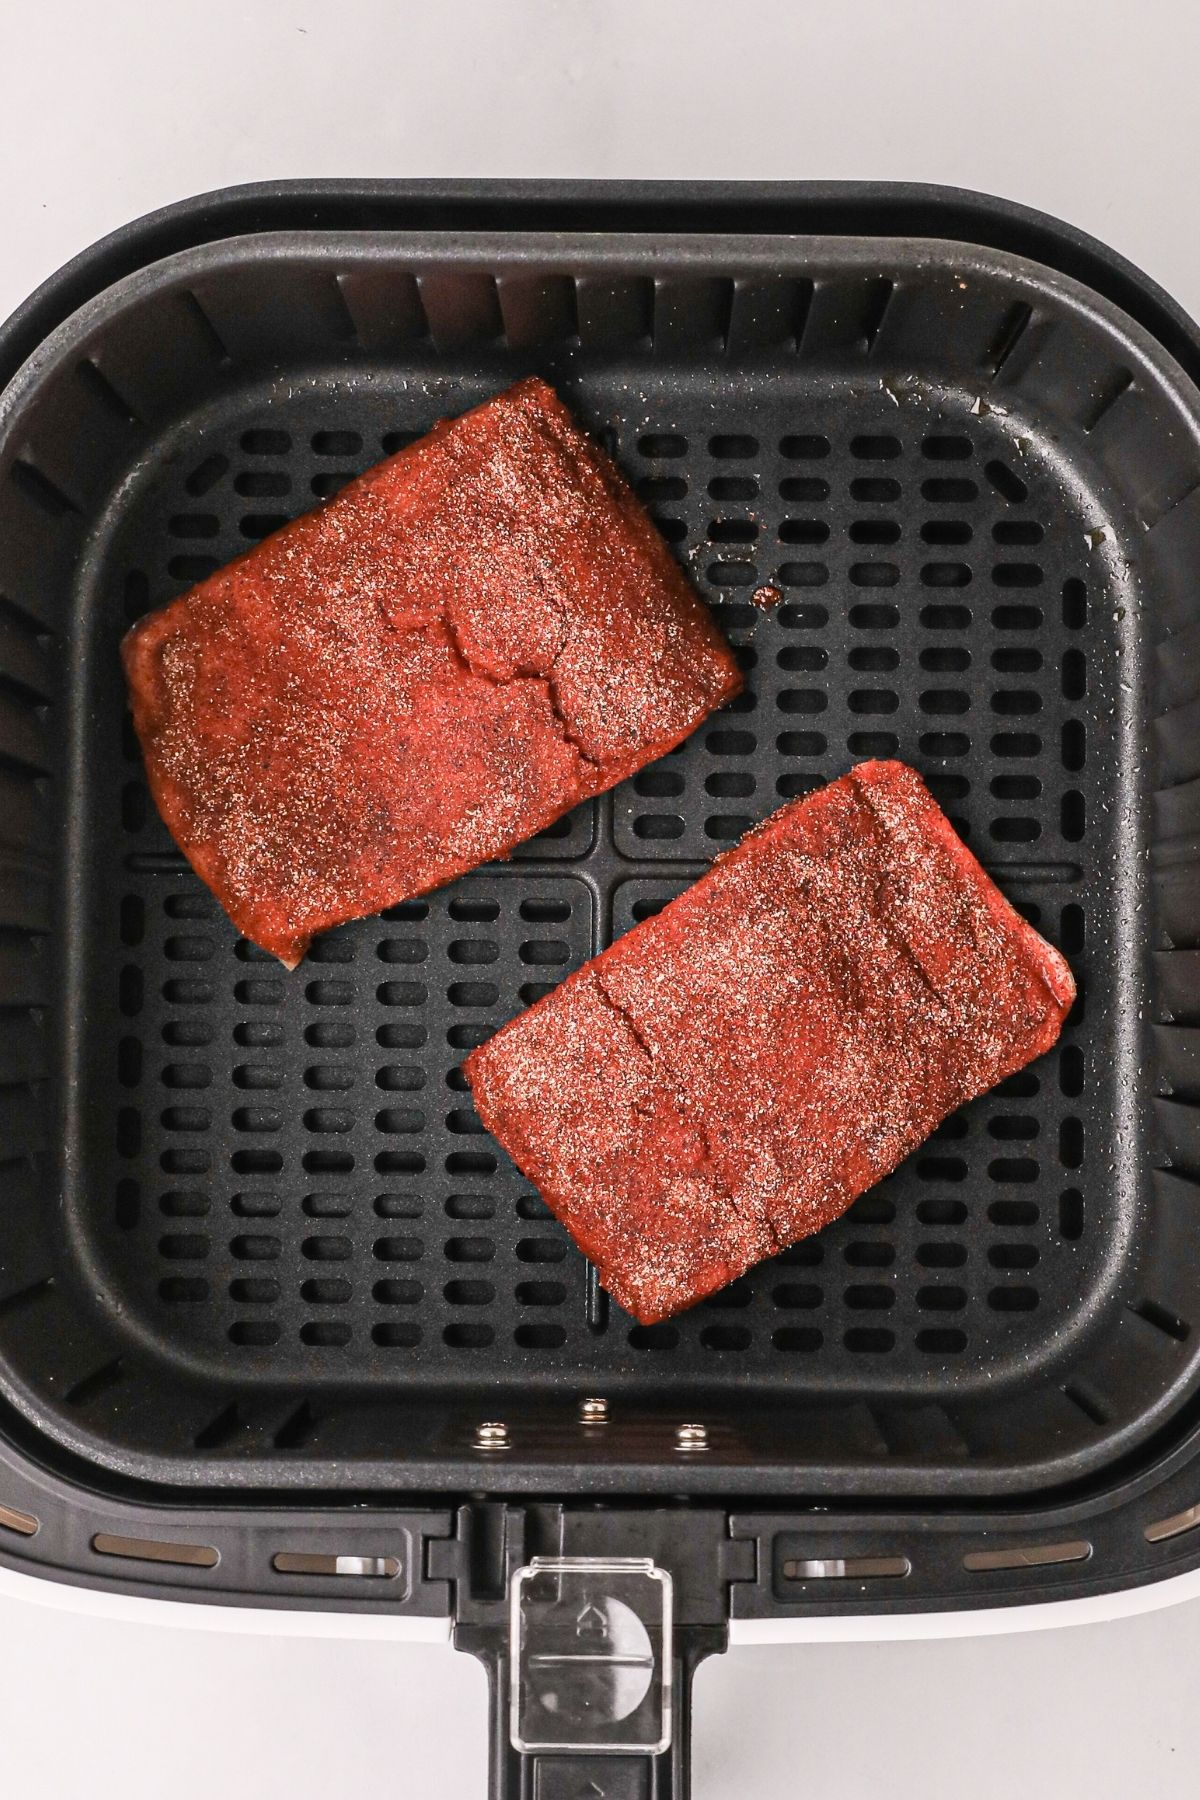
[[575, 1598, 609, 1640]]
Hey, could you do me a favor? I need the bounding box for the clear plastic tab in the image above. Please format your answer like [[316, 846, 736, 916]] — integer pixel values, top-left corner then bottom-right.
[[509, 1556, 674, 1755]]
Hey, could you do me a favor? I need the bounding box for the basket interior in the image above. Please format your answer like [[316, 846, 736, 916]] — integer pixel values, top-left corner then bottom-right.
[[1, 233, 1199, 1496]]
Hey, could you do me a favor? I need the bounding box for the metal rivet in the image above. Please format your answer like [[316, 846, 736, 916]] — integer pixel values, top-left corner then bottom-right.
[[579, 1396, 608, 1424], [675, 1422, 708, 1452], [474, 1420, 509, 1450]]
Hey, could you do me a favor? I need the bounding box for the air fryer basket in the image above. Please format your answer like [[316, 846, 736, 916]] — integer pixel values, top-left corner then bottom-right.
[[4, 183, 1200, 1797]]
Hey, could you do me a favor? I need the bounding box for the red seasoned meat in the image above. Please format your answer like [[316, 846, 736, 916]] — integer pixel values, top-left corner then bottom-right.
[[122, 378, 741, 966], [465, 761, 1075, 1324]]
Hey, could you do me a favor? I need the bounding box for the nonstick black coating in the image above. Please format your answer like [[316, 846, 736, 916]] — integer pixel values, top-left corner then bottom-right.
[[0, 228, 1198, 1498]]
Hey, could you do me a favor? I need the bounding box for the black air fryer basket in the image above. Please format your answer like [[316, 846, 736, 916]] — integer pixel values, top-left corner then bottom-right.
[[3, 181, 1200, 1796]]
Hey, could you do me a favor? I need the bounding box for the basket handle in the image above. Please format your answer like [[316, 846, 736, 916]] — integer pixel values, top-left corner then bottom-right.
[[460, 1621, 724, 1800]]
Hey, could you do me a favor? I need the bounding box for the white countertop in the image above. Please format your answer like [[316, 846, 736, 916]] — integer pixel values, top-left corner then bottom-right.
[[3, 1570, 1200, 1799], [2, 1, 1197, 1792]]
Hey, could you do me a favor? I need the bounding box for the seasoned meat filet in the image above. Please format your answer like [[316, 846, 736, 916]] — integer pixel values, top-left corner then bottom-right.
[[122, 378, 741, 965], [465, 761, 1075, 1324]]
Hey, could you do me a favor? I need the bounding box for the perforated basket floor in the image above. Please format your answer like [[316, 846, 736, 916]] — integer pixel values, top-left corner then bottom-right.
[[108, 397, 1098, 1390], [1, 228, 1199, 1497]]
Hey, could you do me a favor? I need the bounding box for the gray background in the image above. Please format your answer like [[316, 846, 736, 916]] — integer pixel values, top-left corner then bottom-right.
[[1, 0, 1197, 1792]]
